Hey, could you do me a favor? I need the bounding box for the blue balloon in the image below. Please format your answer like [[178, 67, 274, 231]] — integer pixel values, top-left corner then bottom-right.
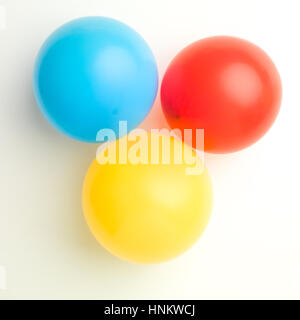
[[33, 17, 158, 142]]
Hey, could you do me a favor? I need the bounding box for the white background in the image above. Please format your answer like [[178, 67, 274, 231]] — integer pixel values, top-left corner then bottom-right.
[[0, 0, 300, 299]]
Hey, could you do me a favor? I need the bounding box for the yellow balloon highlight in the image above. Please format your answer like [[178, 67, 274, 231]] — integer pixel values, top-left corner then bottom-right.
[[82, 133, 213, 264]]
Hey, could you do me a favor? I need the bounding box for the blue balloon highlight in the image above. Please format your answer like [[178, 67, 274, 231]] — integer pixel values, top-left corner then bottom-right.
[[33, 17, 158, 142]]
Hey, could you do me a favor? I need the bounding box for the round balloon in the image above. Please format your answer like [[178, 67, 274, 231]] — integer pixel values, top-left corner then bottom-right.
[[33, 17, 158, 142], [161, 36, 282, 153], [82, 133, 213, 264]]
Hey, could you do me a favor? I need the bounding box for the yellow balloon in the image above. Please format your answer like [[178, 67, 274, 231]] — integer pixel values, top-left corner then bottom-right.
[[82, 133, 213, 264]]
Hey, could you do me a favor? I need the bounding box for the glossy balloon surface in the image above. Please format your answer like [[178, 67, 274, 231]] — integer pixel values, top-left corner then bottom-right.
[[82, 133, 213, 264], [34, 17, 158, 142], [161, 36, 282, 153]]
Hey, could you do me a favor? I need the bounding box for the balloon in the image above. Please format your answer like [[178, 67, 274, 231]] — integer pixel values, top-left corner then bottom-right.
[[82, 133, 213, 264], [161, 36, 282, 153], [33, 17, 158, 142]]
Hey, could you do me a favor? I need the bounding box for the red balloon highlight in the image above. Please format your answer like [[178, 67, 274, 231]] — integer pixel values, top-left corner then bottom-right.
[[161, 36, 282, 153]]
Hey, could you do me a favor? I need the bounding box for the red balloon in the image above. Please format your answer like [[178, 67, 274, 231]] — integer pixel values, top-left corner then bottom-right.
[[161, 36, 282, 153]]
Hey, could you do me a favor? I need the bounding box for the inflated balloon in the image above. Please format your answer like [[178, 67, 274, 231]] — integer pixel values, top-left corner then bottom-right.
[[33, 17, 158, 142], [82, 133, 213, 264], [161, 36, 282, 153]]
